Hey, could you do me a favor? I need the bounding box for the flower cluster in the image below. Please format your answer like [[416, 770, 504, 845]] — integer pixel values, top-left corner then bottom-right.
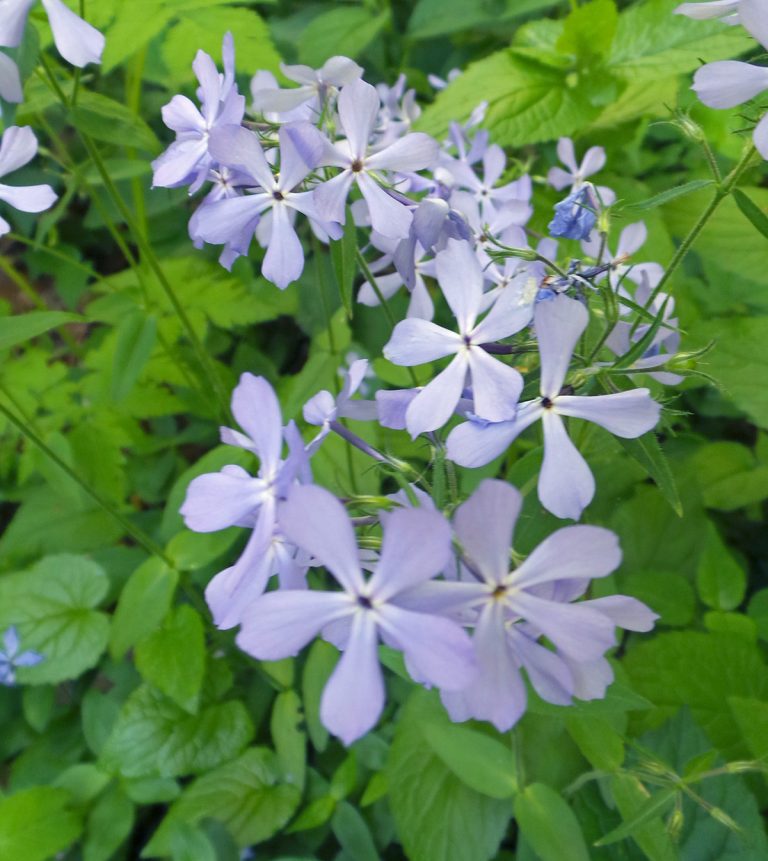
[[160, 36, 695, 744]]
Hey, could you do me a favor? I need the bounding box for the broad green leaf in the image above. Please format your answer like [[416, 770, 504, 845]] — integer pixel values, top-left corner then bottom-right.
[[102, 685, 254, 778], [0, 310, 82, 351], [83, 784, 134, 861], [73, 91, 159, 152], [407, 0, 558, 39], [565, 715, 625, 772], [109, 558, 178, 660], [166, 528, 241, 572], [0, 787, 82, 861], [0, 554, 109, 684], [696, 524, 746, 611], [514, 783, 590, 861], [621, 570, 696, 627], [623, 632, 768, 759], [689, 315, 768, 430], [423, 722, 518, 799], [102, 0, 175, 71], [142, 748, 301, 855], [608, 774, 679, 861], [417, 51, 602, 146], [387, 691, 510, 861], [557, 0, 618, 62], [302, 639, 337, 752], [747, 589, 768, 642], [704, 611, 756, 641], [331, 802, 380, 861], [110, 312, 157, 401], [691, 441, 768, 510], [728, 697, 768, 762], [297, 8, 388, 67], [135, 605, 206, 713], [162, 7, 280, 83]]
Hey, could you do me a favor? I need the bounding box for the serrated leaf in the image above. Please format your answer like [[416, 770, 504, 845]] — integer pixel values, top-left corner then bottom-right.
[[135, 606, 206, 713], [142, 748, 301, 855], [0, 554, 109, 684], [102, 685, 253, 778]]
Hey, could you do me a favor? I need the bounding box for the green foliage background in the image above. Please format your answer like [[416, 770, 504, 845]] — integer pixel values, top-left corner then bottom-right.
[[1, 0, 767, 859]]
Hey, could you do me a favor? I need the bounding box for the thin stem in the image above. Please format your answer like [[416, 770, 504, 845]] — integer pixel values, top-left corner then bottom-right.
[[0, 399, 173, 565]]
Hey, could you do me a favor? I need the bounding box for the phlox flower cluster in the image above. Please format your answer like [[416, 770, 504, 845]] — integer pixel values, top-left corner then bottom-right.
[[166, 38, 691, 744]]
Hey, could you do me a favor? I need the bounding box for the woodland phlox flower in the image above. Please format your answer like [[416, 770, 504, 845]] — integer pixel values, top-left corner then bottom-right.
[[675, 0, 740, 23], [0, 626, 43, 685], [236, 485, 476, 745], [0, 125, 57, 236], [447, 295, 661, 520], [152, 33, 245, 192], [0, 52, 21, 102], [548, 137, 616, 206]]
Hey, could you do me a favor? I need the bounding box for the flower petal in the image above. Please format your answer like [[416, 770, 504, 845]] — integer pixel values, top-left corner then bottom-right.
[[357, 172, 413, 239], [454, 479, 521, 584], [0, 0, 34, 49], [263, 203, 304, 289], [230, 373, 283, 469], [0, 125, 37, 177], [279, 485, 365, 594], [41, 0, 104, 66], [692, 61, 768, 108], [180, 467, 264, 532], [320, 611, 384, 745], [434, 238, 484, 333], [0, 53, 22, 103], [337, 78, 379, 159], [237, 590, 352, 659], [383, 318, 461, 365], [366, 132, 439, 172], [535, 294, 589, 399], [405, 354, 468, 437], [368, 508, 452, 601], [554, 390, 660, 438], [539, 410, 595, 520], [446, 402, 542, 468], [377, 604, 476, 690], [467, 347, 522, 422]]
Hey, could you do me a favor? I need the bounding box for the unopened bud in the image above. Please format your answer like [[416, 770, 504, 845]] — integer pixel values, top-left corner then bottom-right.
[[676, 112, 706, 143], [667, 806, 684, 842]]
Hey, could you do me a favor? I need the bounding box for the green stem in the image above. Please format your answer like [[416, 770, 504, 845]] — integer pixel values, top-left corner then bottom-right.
[[649, 143, 757, 305], [0, 398, 173, 565]]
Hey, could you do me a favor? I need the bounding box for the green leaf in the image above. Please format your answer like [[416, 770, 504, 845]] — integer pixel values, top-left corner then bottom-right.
[[596, 786, 676, 847], [109, 558, 178, 660], [417, 50, 602, 146], [423, 722, 518, 799], [102, 685, 254, 778], [387, 691, 510, 861], [623, 632, 768, 759], [102, 0, 175, 71], [728, 697, 768, 761], [162, 7, 280, 83], [696, 523, 747, 611], [625, 180, 716, 212], [732, 189, 768, 240], [607, 774, 678, 861], [747, 589, 768, 642], [0, 310, 82, 351], [614, 432, 682, 516], [621, 570, 696, 627], [73, 91, 159, 152], [691, 441, 768, 510], [332, 802, 380, 861], [271, 690, 306, 791], [83, 784, 134, 861], [407, 0, 559, 39], [142, 748, 301, 855], [110, 312, 157, 401], [0, 787, 82, 861], [514, 783, 591, 861], [297, 8, 389, 67], [565, 714, 625, 772], [557, 0, 618, 62], [135, 605, 206, 713], [0, 554, 109, 684]]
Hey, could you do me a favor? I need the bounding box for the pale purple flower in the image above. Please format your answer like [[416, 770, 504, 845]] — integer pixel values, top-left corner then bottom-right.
[[447, 295, 661, 520], [0, 126, 57, 236], [402, 480, 655, 731], [252, 56, 362, 119], [383, 239, 531, 437], [582, 221, 664, 291], [375, 74, 421, 146], [303, 359, 378, 452], [428, 68, 461, 91], [152, 33, 245, 192], [0, 625, 43, 685], [193, 122, 340, 286], [358, 232, 435, 319], [691, 0, 768, 157], [0, 0, 104, 67], [236, 485, 476, 745], [0, 52, 22, 102], [547, 138, 616, 206], [549, 185, 599, 240], [675, 0, 740, 23], [181, 374, 309, 628], [310, 79, 439, 240]]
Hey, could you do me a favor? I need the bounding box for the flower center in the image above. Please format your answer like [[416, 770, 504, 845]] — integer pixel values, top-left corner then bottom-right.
[[351, 159, 364, 173], [272, 190, 284, 201], [541, 396, 554, 409], [357, 594, 373, 609]]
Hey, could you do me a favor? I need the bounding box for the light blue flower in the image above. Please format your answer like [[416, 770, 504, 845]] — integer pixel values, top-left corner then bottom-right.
[[0, 626, 43, 686]]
